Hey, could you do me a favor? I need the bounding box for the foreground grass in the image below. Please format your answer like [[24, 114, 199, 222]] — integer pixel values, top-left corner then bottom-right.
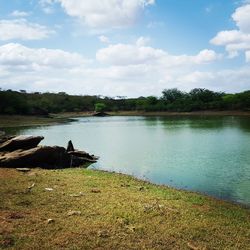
[[0, 168, 249, 249]]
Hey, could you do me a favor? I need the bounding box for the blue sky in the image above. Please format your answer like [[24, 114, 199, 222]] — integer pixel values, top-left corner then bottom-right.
[[0, 0, 250, 97]]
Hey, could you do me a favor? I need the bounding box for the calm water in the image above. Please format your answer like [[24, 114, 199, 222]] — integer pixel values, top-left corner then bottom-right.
[[3, 116, 250, 206]]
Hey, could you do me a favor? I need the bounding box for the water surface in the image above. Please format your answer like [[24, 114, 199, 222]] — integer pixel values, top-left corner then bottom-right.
[[3, 116, 250, 206]]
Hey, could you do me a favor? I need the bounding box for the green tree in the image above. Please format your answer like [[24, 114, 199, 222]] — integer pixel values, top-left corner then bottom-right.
[[162, 88, 185, 102], [95, 103, 106, 112]]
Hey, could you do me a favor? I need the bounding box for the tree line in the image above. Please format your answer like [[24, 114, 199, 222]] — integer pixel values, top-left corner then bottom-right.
[[0, 88, 249, 115]]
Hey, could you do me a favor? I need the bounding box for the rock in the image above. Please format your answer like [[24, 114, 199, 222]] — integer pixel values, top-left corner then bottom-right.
[[0, 146, 70, 168], [91, 188, 101, 193], [67, 141, 98, 166], [47, 219, 54, 224], [66, 140, 74, 152], [0, 135, 15, 144], [28, 183, 35, 190], [69, 192, 85, 197], [92, 112, 110, 117], [187, 242, 200, 250], [126, 225, 136, 232], [0, 135, 98, 169], [98, 230, 109, 238], [121, 183, 130, 187], [67, 210, 81, 216], [16, 168, 31, 172], [68, 150, 98, 163], [0, 135, 44, 152], [45, 188, 53, 191]]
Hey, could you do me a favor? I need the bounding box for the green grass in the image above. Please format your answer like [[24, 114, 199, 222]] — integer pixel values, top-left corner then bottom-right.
[[0, 168, 249, 249]]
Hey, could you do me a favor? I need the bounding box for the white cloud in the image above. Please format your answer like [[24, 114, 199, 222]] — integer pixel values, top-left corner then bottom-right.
[[136, 36, 151, 46], [0, 19, 54, 41], [194, 49, 221, 63], [210, 4, 250, 60], [176, 67, 250, 92], [10, 10, 30, 17], [98, 35, 110, 44], [0, 43, 88, 69], [96, 41, 220, 66], [232, 3, 250, 33], [0, 42, 248, 97], [55, 0, 155, 30], [96, 43, 166, 65], [177, 71, 215, 84], [246, 51, 250, 62], [211, 30, 249, 45]]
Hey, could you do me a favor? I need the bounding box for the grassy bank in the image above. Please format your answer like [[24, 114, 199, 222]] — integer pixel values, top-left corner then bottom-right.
[[0, 168, 249, 249], [0, 115, 73, 128]]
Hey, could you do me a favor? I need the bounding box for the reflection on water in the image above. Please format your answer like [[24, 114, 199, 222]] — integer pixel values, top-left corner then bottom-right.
[[1, 116, 250, 206]]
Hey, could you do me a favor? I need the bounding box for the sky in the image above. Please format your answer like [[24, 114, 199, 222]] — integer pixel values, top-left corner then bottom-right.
[[0, 0, 250, 97]]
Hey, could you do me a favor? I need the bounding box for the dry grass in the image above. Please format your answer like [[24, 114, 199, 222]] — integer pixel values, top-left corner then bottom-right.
[[0, 168, 249, 249]]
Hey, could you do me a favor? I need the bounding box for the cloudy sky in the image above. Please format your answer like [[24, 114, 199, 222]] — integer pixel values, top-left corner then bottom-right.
[[0, 0, 250, 97]]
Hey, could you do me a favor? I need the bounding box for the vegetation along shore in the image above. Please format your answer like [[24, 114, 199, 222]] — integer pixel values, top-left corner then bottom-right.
[[0, 88, 249, 116]]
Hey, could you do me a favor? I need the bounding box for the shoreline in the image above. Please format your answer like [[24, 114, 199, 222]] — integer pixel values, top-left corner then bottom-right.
[[0, 167, 249, 249], [0, 110, 250, 129], [1, 111, 250, 130], [55, 110, 250, 118], [96, 169, 250, 209], [110, 110, 250, 116]]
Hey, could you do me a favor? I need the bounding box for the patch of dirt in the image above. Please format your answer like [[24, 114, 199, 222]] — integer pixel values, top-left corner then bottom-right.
[[7, 212, 25, 220], [0, 169, 18, 179]]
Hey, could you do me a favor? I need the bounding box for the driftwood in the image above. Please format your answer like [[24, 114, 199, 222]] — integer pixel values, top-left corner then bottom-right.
[[0, 135, 98, 169]]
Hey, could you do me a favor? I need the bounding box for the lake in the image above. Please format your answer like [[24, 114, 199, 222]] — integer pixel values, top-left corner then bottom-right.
[[3, 115, 250, 206]]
